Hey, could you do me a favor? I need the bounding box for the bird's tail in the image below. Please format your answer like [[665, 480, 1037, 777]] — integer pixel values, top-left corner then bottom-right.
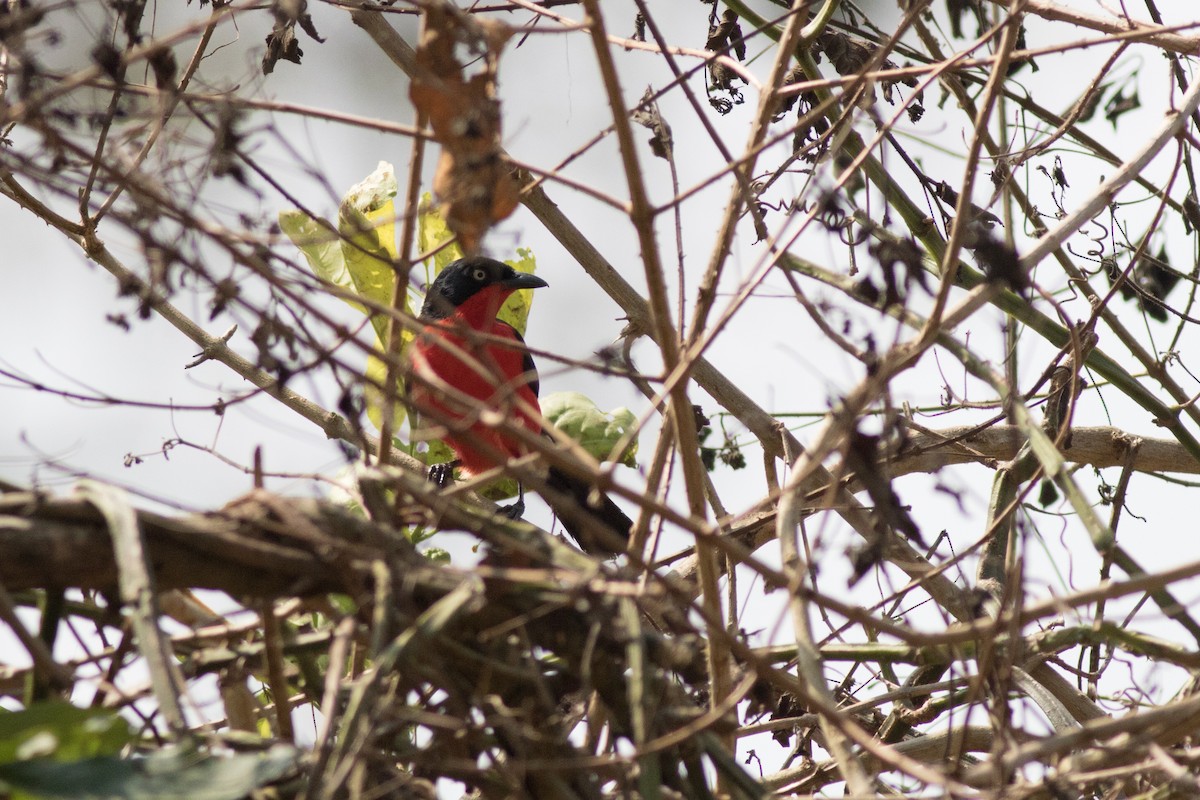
[[544, 466, 633, 556]]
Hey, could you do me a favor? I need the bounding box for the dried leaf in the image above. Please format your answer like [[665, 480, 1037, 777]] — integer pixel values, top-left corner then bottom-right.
[[113, 0, 146, 45], [1183, 191, 1200, 234], [946, 0, 984, 39], [147, 45, 177, 91], [780, 65, 806, 107], [1136, 246, 1180, 322], [842, 429, 923, 583], [869, 237, 928, 309], [91, 42, 123, 83], [812, 30, 918, 114], [705, 9, 743, 60], [1104, 86, 1140, 128], [705, 9, 744, 109], [262, 0, 324, 75], [211, 105, 246, 185], [967, 227, 1027, 296], [410, 6, 517, 253], [934, 180, 1002, 228], [1051, 155, 1069, 189], [1006, 24, 1036, 75], [1103, 256, 1138, 301], [1077, 84, 1105, 123], [816, 30, 873, 75], [1104, 247, 1179, 322], [1042, 329, 1097, 449], [0, 0, 46, 46], [630, 87, 673, 161]]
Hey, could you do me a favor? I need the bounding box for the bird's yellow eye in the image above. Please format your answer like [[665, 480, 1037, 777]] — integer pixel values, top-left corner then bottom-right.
[[472, 268, 487, 281]]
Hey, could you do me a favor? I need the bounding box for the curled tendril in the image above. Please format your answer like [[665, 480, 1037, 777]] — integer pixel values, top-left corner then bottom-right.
[[1083, 219, 1110, 259], [818, 200, 847, 232], [839, 222, 869, 247], [1066, 240, 1108, 276]]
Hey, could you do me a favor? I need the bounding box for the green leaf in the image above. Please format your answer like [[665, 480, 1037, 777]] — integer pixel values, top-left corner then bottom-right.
[[0, 744, 300, 800], [421, 547, 451, 563], [423, 438, 457, 467], [542, 391, 638, 467], [0, 704, 131, 765], [478, 477, 520, 502]]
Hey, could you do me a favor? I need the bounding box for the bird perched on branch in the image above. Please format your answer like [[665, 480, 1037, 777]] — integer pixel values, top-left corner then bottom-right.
[[407, 256, 632, 555]]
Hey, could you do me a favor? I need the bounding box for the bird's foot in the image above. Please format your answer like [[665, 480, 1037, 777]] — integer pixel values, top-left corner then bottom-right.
[[428, 461, 459, 488], [498, 498, 525, 521], [498, 486, 526, 521]]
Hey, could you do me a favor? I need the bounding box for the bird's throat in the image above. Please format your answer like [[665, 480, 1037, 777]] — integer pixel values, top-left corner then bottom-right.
[[450, 286, 512, 330]]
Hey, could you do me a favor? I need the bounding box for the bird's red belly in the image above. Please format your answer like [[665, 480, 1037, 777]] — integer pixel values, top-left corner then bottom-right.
[[408, 325, 541, 476]]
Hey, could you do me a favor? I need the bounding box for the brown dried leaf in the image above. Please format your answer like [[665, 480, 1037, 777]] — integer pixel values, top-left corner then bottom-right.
[[1104, 86, 1140, 128], [967, 226, 1027, 296], [706, 9, 744, 60], [410, 7, 517, 253], [261, 0, 323, 75], [946, 0, 985, 39], [630, 87, 673, 161], [815, 30, 875, 76]]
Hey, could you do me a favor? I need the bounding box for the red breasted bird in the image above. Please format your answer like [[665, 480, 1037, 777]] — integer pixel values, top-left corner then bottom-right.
[[407, 256, 632, 555]]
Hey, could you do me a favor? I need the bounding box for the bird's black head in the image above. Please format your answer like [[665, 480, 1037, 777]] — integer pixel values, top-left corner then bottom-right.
[[419, 257, 549, 320]]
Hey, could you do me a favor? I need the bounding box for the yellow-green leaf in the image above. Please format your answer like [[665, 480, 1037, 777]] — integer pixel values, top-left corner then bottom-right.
[[278, 210, 364, 314], [498, 247, 538, 336], [363, 351, 407, 432], [338, 162, 401, 344], [417, 202, 539, 335], [0, 703, 132, 764], [417, 193, 464, 276]]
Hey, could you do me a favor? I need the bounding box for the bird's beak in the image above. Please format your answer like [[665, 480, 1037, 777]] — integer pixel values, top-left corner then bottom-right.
[[500, 272, 549, 290]]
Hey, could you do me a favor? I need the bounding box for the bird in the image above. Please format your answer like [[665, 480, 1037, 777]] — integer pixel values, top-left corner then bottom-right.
[[406, 256, 632, 555]]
